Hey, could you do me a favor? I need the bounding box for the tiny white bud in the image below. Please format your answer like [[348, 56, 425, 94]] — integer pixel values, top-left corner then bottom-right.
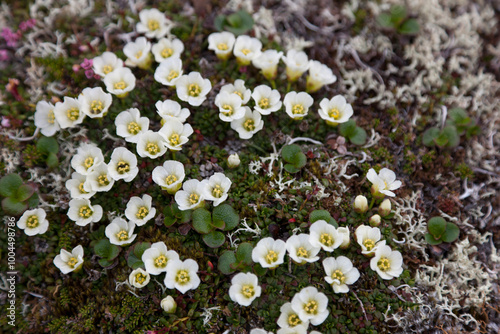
[[337, 227, 350, 249], [369, 214, 381, 227], [379, 199, 391, 217], [161, 296, 177, 313], [228, 153, 240, 168], [354, 195, 368, 213]]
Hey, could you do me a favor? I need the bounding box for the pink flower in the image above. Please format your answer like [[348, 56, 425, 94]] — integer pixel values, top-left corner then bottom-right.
[[1, 117, 11, 128], [80, 58, 93, 70], [19, 19, 36, 32], [84, 69, 95, 79], [0, 49, 8, 61], [1, 28, 20, 47]]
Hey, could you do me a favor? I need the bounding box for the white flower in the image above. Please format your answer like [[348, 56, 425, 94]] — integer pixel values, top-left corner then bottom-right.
[[290, 286, 329, 326], [136, 8, 172, 39], [370, 244, 404, 280], [369, 214, 381, 227], [174, 179, 204, 211], [104, 67, 136, 98], [252, 85, 282, 115], [34, 101, 60, 136], [164, 258, 201, 294], [53, 245, 84, 274], [323, 256, 360, 293], [115, 108, 149, 143], [252, 49, 283, 80], [65, 172, 96, 199], [53, 97, 85, 129], [85, 163, 115, 192], [105, 217, 137, 246], [282, 49, 309, 82], [17, 208, 49, 236], [71, 143, 104, 176], [277, 327, 308, 334], [136, 130, 168, 159], [156, 99, 190, 124], [215, 91, 246, 122], [318, 95, 353, 126], [67, 198, 103, 226], [124, 37, 152, 69], [142, 242, 180, 275], [152, 37, 184, 62], [366, 168, 402, 198], [230, 107, 264, 139], [379, 199, 392, 217], [355, 225, 383, 256], [208, 31, 236, 60], [286, 234, 321, 264], [125, 194, 156, 226], [227, 153, 240, 168], [283, 91, 314, 120], [129, 268, 150, 288], [251, 237, 286, 269], [250, 329, 273, 334], [161, 296, 177, 313], [354, 195, 368, 213], [108, 147, 139, 182], [93, 51, 124, 77], [220, 79, 251, 104], [200, 172, 231, 206], [306, 60, 337, 93], [337, 227, 350, 249], [79, 87, 112, 118], [229, 272, 262, 306], [277, 302, 309, 329], [154, 57, 183, 86], [152, 160, 185, 194], [233, 35, 262, 65], [309, 220, 342, 252], [158, 118, 193, 151], [175, 72, 212, 106]]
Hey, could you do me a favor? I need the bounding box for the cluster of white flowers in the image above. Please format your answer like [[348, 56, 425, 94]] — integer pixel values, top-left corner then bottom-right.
[[174, 172, 232, 210]]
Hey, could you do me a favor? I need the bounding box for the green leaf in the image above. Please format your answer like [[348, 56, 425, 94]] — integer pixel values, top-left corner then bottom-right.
[[253, 263, 268, 276], [163, 204, 177, 227], [2, 197, 27, 215], [27, 192, 39, 209], [376, 13, 394, 28], [422, 127, 439, 146], [218, 251, 237, 274], [339, 120, 356, 138], [98, 258, 113, 267], [466, 125, 480, 139], [226, 13, 242, 28], [309, 210, 333, 224], [442, 223, 460, 243], [434, 131, 449, 147], [108, 244, 121, 260], [213, 204, 240, 231], [14, 184, 35, 202], [349, 127, 367, 145], [46, 153, 59, 168], [424, 233, 442, 245], [235, 242, 253, 265], [211, 217, 225, 230], [133, 242, 151, 258], [36, 136, 59, 154], [203, 231, 226, 248], [180, 209, 192, 223], [0, 174, 23, 198], [282, 145, 302, 164], [441, 126, 460, 148], [448, 107, 467, 122], [192, 208, 213, 234], [284, 164, 301, 174], [399, 18, 420, 35], [94, 239, 112, 258], [127, 253, 143, 269], [427, 217, 447, 239], [390, 5, 407, 23], [214, 15, 225, 31]]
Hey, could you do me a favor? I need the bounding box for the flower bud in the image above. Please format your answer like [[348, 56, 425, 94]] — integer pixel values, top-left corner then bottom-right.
[[379, 199, 391, 217], [353, 195, 368, 213], [228, 153, 240, 168], [161, 296, 177, 313], [369, 214, 381, 227], [337, 227, 350, 249]]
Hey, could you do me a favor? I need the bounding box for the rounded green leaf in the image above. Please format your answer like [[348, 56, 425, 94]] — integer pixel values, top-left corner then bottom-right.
[[218, 250, 237, 274], [339, 120, 357, 137], [94, 239, 112, 258], [2, 197, 27, 215], [14, 184, 35, 202], [98, 258, 113, 267], [350, 127, 367, 145], [203, 231, 225, 248], [46, 153, 59, 168], [0, 174, 23, 198], [425, 233, 442, 245], [36, 136, 59, 154], [376, 13, 393, 28], [214, 15, 225, 31], [192, 208, 213, 234], [108, 244, 121, 260], [390, 5, 407, 22], [427, 217, 446, 239], [284, 164, 300, 174], [442, 223, 460, 243], [27, 192, 39, 209], [399, 18, 420, 35], [309, 210, 337, 226], [213, 204, 240, 231], [236, 242, 253, 265], [127, 253, 143, 269], [282, 145, 302, 164], [422, 127, 439, 146], [442, 126, 459, 148], [133, 242, 151, 258]]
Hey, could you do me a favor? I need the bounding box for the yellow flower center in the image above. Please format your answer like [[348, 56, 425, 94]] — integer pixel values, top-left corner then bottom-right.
[[304, 300, 318, 314], [161, 47, 173, 58], [176, 269, 190, 284], [243, 119, 255, 132], [148, 19, 159, 31], [116, 230, 129, 241], [98, 174, 109, 186], [241, 284, 255, 298], [288, 314, 302, 327], [135, 272, 147, 284], [363, 239, 375, 251], [221, 104, 233, 116], [188, 193, 199, 205], [331, 269, 346, 284], [48, 110, 55, 124], [320, 233, 334, 247], [26, 215, 39, 228], [265, 250, 278, 264], [296, 247, 309, 258], [154, 255, 167, 268], [146, 142, 160, 155], [90, 100, 104, 114], [328, 108, 340, 120], [217, 43, 228, 51], [377, 257, 391, 271], [167, 70, 179, 81], [117, 161, 130, 174], [102, 65, 113, 74], [234, 90, 243, 99], [165, 174, 177, 185], [67, 257, 78, 268], [135, 51, 143, 59], [292, 104, 304, 115], [127, 121, 141, 135], [188, 83, 201, 97], [66, 107, 80, 121], [258, 97, 269, 109], [114, 81, 127, 90], [79, 205, 93, 218], [84, 157, 94, 169], [169, 133, 180, 146], [212, 184, 224, 198], [241, 48, 251, 55], [79, 182, 87, 194], [136, 206, 149, 219]]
